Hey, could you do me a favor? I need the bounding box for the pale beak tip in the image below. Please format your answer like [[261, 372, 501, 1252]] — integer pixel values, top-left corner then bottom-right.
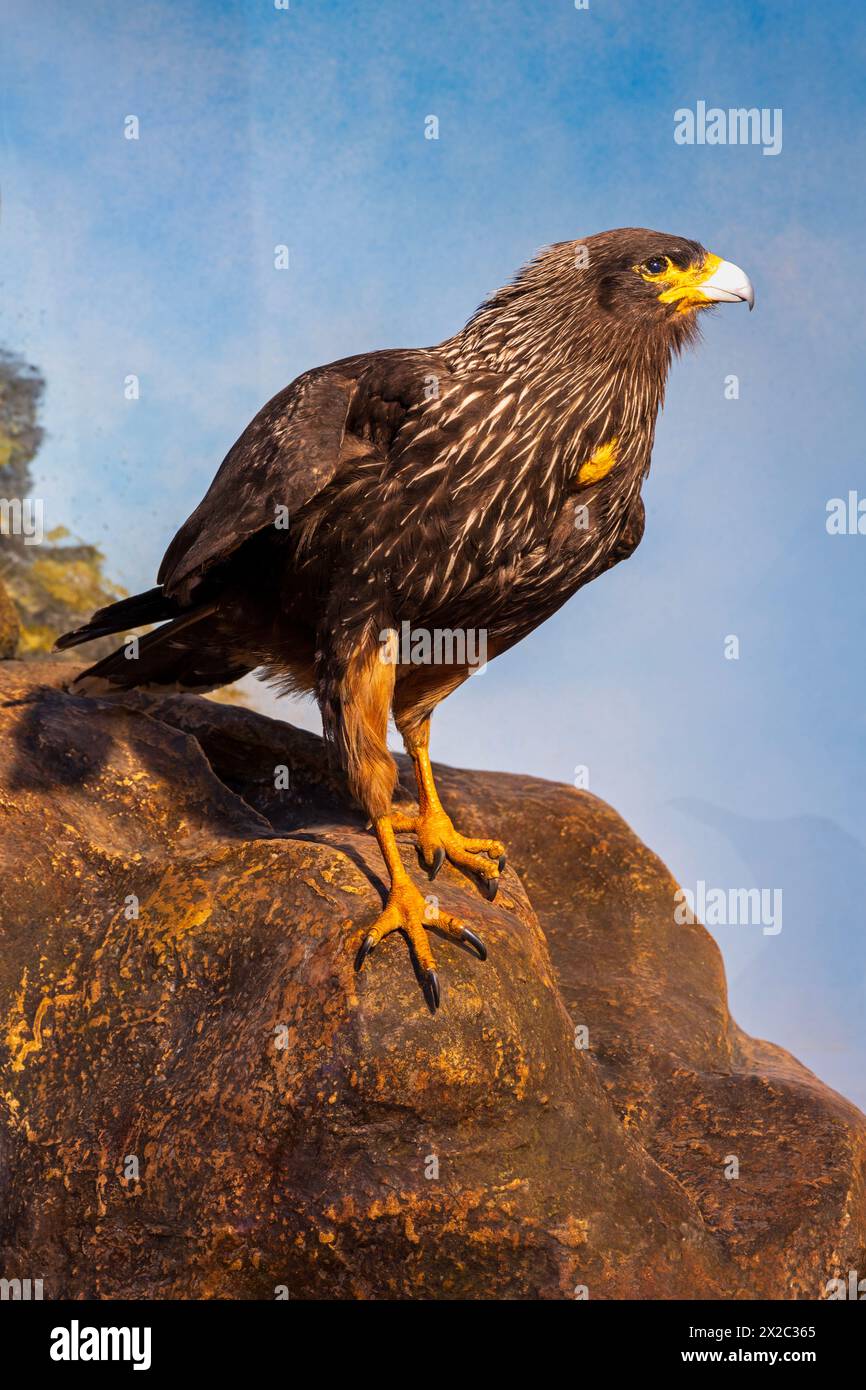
[[700, 257, 755, 312]]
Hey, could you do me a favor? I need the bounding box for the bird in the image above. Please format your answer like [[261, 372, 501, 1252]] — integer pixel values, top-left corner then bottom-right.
[[56, 228, 754, 1014]]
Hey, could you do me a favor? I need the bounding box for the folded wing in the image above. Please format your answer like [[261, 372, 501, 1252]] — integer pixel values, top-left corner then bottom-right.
[[158, 367, 358, 602]]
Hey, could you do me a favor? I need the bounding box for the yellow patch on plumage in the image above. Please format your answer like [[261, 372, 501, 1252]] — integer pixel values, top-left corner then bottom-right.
[[636, 251, 724, 313], [577, 437, 619, 484]]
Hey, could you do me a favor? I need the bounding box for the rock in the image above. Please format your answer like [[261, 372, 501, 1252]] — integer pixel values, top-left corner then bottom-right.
[[0, 658, 863, 1300], [0, 578, 19, 658]]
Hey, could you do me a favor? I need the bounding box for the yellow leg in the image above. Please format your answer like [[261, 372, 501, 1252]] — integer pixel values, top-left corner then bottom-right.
[[355, 815, 486, 1013], [391, 722, 507, 901]]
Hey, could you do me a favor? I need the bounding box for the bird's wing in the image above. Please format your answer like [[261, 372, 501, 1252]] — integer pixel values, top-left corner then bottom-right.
[[158, 367, 358, 600]]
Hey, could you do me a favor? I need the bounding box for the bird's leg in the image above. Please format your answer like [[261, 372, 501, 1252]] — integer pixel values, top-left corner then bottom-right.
[[355, 815, 486, 1014], [335, 638, 485, 1014], [391, 718, 507, 901]]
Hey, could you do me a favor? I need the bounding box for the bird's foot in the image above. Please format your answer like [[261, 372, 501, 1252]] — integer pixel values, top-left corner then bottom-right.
[[390, 807, 507, 901], [354, 876, 486, 1014]]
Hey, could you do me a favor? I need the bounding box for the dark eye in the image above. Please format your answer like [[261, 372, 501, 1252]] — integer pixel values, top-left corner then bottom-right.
[[645, 256, 667, 276]]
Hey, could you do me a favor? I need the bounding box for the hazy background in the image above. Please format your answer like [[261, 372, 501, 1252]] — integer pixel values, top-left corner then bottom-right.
[[2, 0, 864, 1106]]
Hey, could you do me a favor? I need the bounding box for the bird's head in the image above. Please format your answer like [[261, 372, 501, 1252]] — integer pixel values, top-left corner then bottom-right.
[[453, 226, 754, 375], [584, 227, 754, 323]]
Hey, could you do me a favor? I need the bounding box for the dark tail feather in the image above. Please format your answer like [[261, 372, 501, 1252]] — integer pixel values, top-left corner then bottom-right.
[[70, 607, 252, 696], [55, 586, 179, 651]]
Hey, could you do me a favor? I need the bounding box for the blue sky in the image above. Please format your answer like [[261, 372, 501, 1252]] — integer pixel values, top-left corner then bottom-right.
[[2, 0, 865, 1103]]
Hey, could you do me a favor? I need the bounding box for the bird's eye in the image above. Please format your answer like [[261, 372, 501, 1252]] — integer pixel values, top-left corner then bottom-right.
[[645, 256, 667, 276]]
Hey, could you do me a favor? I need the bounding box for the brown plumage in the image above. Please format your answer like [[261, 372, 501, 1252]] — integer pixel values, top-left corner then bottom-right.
[[57, 227, 754, 1012]]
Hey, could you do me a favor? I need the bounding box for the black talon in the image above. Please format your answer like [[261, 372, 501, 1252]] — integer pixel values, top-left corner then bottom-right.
[[354, 934, 375, 971], [497, 854, 506, 873], [482, 873, 499, 902], [428, 847, 446, 881], [460, 927, 487, 961], [422, 969, 440, 1014]]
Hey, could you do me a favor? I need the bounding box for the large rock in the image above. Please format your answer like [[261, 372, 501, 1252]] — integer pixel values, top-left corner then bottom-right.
[[0, 658, 863, 1299]]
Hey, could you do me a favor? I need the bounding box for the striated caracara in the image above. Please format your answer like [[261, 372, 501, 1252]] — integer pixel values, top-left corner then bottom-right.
[[57, 228, 754, 1013]]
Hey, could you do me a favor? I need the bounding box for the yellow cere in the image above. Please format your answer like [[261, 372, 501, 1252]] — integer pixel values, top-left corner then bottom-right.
[[635, 251, 723, 313], [577, 437, 619, 484]]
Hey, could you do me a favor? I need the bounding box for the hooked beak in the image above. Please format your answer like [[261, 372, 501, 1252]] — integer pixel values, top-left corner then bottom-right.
[[697, 257, 755, 310]]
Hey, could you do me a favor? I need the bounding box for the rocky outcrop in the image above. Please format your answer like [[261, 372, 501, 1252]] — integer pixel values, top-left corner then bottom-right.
[[0, 659, 863, 1299]]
